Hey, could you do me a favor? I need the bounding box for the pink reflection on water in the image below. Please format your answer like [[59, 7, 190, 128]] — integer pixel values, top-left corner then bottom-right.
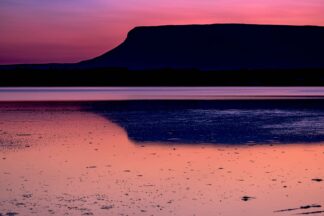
[[0, 105, 323, 215]]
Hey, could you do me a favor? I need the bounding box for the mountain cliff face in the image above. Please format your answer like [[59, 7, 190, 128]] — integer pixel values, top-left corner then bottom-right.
[[81, 24, 324, 70]]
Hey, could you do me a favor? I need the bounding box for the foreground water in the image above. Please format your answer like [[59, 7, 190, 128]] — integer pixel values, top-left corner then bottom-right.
[[0, 101, 324, 216]]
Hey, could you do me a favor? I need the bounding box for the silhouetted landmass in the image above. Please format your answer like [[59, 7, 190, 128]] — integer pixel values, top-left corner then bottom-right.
[[82, 24, 324, 70], [1, 24, 324, 86]]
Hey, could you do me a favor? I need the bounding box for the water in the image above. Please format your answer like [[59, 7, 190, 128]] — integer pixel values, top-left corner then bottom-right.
[[1, 87, 324, 101], [0, 90, 324, 216]]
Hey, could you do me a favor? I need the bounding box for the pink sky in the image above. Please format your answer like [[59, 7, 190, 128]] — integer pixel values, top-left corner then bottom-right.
[[1, 0, 324, 64]]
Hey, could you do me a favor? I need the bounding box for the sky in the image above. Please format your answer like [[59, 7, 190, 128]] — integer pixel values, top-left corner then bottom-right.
[[1, 0, 324, 64]]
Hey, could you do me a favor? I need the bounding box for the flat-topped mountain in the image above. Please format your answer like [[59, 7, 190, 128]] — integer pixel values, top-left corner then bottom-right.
[[81, 24, 324, 70], [1, 23, 324, 86]]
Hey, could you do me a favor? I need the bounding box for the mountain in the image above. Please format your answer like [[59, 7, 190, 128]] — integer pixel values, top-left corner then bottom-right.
[[1, 23, 324, 86], [81, 23, 324, 70]]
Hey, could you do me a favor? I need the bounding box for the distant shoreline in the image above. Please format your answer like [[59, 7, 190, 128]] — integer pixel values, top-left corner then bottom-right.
[[1, 87, 324, 102], [0, 68, 323, 86]]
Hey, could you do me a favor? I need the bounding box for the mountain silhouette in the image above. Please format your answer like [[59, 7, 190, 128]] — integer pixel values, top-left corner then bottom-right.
[[1, 23, 324, 86], [81, 24, 324, 70]]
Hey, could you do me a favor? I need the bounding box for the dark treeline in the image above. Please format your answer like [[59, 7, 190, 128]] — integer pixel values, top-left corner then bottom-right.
[[0, 67, 324, 86]]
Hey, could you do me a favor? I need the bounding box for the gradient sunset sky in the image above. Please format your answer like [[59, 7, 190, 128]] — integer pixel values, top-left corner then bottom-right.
[[1, 0, 324, 64]]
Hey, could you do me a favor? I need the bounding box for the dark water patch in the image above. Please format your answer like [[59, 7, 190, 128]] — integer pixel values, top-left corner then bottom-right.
[[101, 205, 113, 210], [86, 166, 97, 169], [15, 134, 32, 137], [5, 213, 19, 216], [0, 138, 22, 150], [88, 100, 324, 145], [22, 194, 32, 199]]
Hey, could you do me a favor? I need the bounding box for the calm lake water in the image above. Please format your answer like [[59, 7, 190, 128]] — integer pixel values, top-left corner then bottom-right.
[[1, 87, 324, 101], [0, 89, 324, 215]]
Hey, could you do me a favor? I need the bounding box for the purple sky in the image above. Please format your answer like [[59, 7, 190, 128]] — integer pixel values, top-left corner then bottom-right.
[[1, 0, 324, 64]]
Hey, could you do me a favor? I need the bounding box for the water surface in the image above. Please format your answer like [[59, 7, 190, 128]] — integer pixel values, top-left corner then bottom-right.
[[1, 87, 324, 101], [0, 101, 323, 216]]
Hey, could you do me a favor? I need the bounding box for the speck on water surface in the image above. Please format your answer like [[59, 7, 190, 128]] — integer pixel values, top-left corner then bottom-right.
[[241, 196, 255, 201]]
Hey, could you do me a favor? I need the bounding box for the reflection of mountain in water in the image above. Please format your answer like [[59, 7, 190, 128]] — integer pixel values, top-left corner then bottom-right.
[[91, 100, 324, 145]]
